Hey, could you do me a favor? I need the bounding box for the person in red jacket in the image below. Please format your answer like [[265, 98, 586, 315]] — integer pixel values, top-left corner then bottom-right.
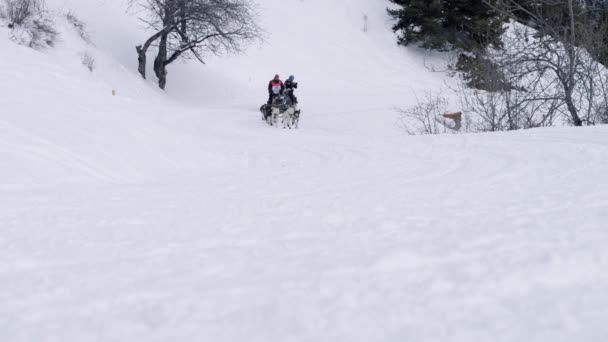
[[267, 74, 285, 105]]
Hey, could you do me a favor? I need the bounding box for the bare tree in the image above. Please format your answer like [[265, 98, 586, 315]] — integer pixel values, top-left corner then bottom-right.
[[397, 0, 608, 135], [454, 43, 562, 131], [132, 0, 262, 89], [485, 0, 608, 127]]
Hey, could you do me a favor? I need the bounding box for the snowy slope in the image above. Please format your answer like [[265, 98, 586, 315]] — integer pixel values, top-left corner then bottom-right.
[[2, 1, 608, 341]]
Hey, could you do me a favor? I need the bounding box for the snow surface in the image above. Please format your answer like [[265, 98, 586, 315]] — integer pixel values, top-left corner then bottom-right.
[[1, 0, 608, 341]]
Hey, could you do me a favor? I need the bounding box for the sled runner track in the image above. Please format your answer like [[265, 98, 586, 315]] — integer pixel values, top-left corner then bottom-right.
[[310, 106, 395, 117], [0, 121, 131, 184], [4, 98, 608, 342]]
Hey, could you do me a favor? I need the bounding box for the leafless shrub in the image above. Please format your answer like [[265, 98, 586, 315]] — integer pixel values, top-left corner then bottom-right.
[[27, 16, 57, 47], [4, 0, 57, 49], [454, 44, 560, 132], [457, 84, 559, 132], [66, 10, 92, 45], [81, 52, 95, 71], [396, 92, 459, 135], [4, 0, 40, 26]]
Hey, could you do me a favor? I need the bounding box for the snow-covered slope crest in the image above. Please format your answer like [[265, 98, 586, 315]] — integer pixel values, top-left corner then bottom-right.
[[2, 1, 608, 342], [164, 0, 453, 106], [3, 0, 452, 107], [0, 12, 199, 187], [0, 0, 453, 186]]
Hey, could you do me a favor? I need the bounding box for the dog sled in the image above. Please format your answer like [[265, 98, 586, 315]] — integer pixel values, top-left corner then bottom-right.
[[260, 89, 301, 129]]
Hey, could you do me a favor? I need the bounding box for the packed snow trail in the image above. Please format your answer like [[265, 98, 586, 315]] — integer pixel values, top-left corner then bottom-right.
[[3, 106, 608, 341], [2, 0, 608, 341]]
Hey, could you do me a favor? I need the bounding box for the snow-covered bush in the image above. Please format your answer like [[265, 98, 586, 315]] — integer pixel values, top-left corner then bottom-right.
[[0, 3, 7, 21], [3, 0, 57, 49], [3, 0, 38, 26], [66, 10, 92, 45], [81, 52, 95, 72]]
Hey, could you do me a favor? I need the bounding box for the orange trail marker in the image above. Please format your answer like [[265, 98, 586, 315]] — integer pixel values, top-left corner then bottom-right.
[[439, 112, 463, 131], [442, 112, 462, 119]]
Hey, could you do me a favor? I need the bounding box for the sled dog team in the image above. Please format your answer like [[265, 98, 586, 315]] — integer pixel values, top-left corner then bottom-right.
[[261, 74, 301, 129]]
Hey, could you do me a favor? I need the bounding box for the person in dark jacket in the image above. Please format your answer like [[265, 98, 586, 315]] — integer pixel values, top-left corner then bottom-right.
[[267, 74, 285, 105], [284, 75, 298, 104]]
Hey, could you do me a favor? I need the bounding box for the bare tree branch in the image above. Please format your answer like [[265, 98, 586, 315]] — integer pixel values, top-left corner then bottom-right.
[[131, 0, 263, 89]]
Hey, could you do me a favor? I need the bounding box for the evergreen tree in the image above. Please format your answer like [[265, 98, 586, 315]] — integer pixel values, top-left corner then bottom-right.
[[387, 0, 505, 52]]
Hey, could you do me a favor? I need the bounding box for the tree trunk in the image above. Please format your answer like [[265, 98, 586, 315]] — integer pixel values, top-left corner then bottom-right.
[[565, 0, 582, 126], [154, 32, 169, 90], [136, 45, 146, 79], [565, 90, 583, 126], [135, 26, 173, 81]]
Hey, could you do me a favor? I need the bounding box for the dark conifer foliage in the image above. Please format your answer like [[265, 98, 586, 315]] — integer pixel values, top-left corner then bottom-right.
[[387, 0, 505, 52]]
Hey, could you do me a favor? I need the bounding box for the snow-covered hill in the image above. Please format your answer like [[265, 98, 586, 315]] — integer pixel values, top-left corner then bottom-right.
[[1, 0, 608, 341]]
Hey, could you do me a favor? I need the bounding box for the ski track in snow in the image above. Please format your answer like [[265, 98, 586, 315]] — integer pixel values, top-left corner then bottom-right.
[[2, 0, 608, 340]]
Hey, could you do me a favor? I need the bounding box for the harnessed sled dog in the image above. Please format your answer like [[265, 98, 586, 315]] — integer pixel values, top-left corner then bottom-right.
[[260, 89, 301, 129]]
